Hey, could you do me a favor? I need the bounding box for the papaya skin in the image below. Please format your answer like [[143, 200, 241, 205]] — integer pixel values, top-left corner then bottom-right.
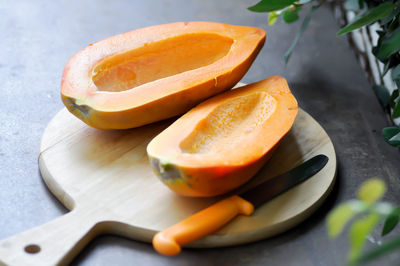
[[149, 149, 277, 197], [147, 76, 298, 197], [61, 22, 266, 129]]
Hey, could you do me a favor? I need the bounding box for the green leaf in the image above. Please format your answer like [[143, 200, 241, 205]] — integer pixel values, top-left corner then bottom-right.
[[388, 14, 400, 31], [348, 213, 380, 263], [327, 204, 355, 238], [268, 11, 280, 25], [392, 95, 400, 119], [389, 89, 399, 109], [337, 2, 395, 36], [357, 179, 386, 204], [381, 7, 400, 25], [327, 200, 367, 238], [376, 27, 400, 61], [382, 126, 400, 147], [382, 59, 392, 77], [354, 235, 400, 264], [284, 5, 319, 63], [393, 98, 400, 119], [372, 85, 390, 108], [393, 65, 400, 79], [382, 207, 400, 236], [382, 126, 400, 141], [283, 6, 301, 24], [248, 0, 296, 12], [372, 46, 381, 62], [392, 65, 400, 88], [388, 132, 400, 146]]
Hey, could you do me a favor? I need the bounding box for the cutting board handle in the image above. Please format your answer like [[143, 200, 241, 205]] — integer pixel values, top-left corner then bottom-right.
[[0, 206, 103, 266]]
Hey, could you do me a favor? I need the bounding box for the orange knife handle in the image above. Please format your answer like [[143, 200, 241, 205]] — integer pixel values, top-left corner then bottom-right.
[[152, 195, 254, 256]]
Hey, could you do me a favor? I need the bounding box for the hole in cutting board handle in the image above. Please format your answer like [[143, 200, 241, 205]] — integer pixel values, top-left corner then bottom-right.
[[24, 244, 41, 254]]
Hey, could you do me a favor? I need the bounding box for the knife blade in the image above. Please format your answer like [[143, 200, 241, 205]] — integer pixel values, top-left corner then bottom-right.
[[152, 154, 329, 256]]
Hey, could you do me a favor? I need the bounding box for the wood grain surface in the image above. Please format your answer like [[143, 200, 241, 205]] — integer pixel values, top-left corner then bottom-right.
[[0, 103, 336, 266]]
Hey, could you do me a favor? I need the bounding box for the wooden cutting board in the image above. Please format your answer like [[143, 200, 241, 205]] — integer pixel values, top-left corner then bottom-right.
[[0, 104, 336, 266]]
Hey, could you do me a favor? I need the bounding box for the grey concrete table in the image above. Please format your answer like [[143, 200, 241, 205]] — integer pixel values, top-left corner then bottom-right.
[[1, 1, 400, 265]]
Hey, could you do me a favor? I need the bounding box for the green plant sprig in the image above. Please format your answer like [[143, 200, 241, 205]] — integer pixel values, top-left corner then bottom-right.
[[248, 0, 400, 147], [326, 178, 400, 265]]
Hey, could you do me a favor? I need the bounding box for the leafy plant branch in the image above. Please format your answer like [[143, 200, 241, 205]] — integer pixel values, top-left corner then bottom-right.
[[326, 179, 400, 265], [248, 0, 400, 148]]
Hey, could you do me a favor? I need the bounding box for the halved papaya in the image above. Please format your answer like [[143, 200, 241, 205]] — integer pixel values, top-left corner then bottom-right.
[[61, 22, 266, 129], [147, 76, 298, 197]]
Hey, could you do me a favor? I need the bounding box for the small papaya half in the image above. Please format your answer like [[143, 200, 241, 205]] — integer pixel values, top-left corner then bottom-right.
[[147, 76, 298, 197], [61, 22, 266, 129]]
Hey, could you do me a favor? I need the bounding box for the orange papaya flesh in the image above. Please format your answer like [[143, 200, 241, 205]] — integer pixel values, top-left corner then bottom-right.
[[61, 22, 266, 129], [147, 76, 298, 197]]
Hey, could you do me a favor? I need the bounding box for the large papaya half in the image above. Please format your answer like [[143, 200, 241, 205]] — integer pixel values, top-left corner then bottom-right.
[[147, 76, 298, 197], [61, 22, 266, 129]]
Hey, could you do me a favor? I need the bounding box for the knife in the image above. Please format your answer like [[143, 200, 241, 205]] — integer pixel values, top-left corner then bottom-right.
[[152, 154, 329, 256]]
